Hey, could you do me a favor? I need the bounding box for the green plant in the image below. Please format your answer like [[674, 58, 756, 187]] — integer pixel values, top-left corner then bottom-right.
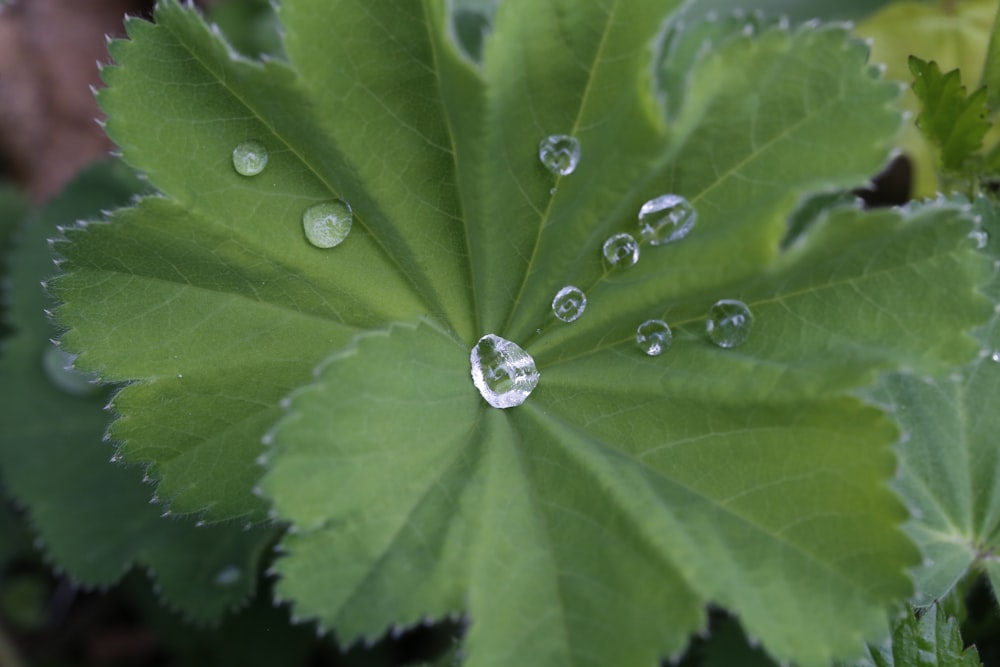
[[4, 1, 1000, 666]]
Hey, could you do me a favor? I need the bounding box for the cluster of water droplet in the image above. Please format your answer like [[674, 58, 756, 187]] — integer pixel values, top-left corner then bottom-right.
[[232, 141, 355, 250]]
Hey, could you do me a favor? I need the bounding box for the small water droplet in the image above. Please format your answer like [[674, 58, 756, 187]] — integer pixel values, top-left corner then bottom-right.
[[231, 140, 268, 176], [552, 286, 586, 322], [42, 345, 101, 396], [992, 351, 1000, 363], [602, 232, 640, 268], [303, 200, 352, 248], [636, 319, 672, 356], [706, 299, 753, 348], [969, 229, 989, 250], [538, 134, 581, 176], [470, 334, 540, 409], [213, 565, 242, 586], [638, 194, 697, 245]]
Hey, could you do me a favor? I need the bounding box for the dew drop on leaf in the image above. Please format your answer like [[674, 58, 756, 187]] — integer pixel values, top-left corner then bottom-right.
[[636, 319, 672, 356], [968, 228, 989, 249], [706, 299, 753, 348], [42, 344, 101, 397], [638, 194, 697, 245], [602, 232, 640, 267], [552, 285, 587, 322], [538, 134, 581, 176], [302, 200, 352, 248], [470, 334, 540, 409], [991, 351, 1000, 363], [212, 565, 242, 587], [231, 140, 268, 176]]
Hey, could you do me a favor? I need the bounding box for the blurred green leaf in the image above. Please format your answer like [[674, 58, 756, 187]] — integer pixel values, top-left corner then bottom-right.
[[855, 605, 983, 667], [909, 56, 990, 173], [0, 161, 278, 622]]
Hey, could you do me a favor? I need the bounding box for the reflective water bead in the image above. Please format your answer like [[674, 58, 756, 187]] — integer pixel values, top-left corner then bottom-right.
[[603, 232, 640, 267], [636, 319, 672, 356], [969, 229, 989, 250], [42, 345, 101, 396], [706, 299, 753, 348], [992, 351, 1000, 363], [552, 285, 587, 322], [303, 200, 353, 248], [638, 194, 697, 245], [538, 134, 581, 176], [470, 334, 540, 409], [231, 140, 268, 176]]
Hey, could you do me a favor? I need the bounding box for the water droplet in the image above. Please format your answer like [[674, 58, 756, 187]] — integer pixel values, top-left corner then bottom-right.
[[992, 351, 1000, 363], [42, 345, 101, 396], [638, 194, 697, 245], [213, 565, 242, 586], [636, 319, 672, 356], [552, 286, 586, 322], [603, 232, 640, 268], [303, 200, 352, 248], [470, 334, 540, 409], [231, 140, 268, 176], [706, 299, 753, 348], [538, 134, 581, 176], [968, 229, 989, 250]]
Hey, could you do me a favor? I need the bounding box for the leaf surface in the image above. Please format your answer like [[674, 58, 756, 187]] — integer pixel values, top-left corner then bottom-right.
[[49, 2, 994, 666], [0, 163, 276, 621], [909, 56, 990, 173], [868, 196, 1000, 606], [853, 605, 983, 667]]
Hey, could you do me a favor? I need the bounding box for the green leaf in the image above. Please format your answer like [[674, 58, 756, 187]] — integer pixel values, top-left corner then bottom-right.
[[50, 1, 993, 666], [980, 0, 1000, 114], [857, 605, 983, 667], [855, 0, 998, 196], [0, 162, 277, 622], [909, 56, 990, 173], [867, 196, 1000, 606]]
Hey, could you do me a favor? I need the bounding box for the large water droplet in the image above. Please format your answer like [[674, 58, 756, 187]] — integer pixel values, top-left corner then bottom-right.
[[231, 140, 268, 176], [42, 345, 101, 396], [706, 299, 753, 348], [538, 135, 581, 176], [470, 334, 540, 409], [638, 194, 697, 245], [636, 319, 672, 356], [603, 232, 640, 268], [303, 200, 352, 248], [552, 285, 586, 322]]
